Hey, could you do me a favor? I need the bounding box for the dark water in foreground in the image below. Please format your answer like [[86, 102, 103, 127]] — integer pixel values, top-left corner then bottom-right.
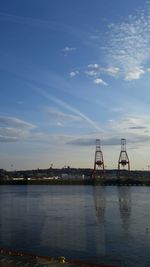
[[0, 185, 150, 267]]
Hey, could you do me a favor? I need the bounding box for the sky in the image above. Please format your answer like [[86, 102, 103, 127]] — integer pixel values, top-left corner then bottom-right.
[[1, 0, 150, 170]]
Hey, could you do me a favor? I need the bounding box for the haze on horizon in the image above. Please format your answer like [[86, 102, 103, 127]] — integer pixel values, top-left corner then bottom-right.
[[1, 0, 150, 171]]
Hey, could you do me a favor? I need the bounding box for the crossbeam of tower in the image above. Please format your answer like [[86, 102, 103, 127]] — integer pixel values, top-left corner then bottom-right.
[[93, 139, 105, 178], [118, 138, 130, 171]]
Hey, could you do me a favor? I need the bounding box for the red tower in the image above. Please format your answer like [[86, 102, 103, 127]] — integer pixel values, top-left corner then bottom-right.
[[93, 139, 105, 178], [118, 138, 130, 171]]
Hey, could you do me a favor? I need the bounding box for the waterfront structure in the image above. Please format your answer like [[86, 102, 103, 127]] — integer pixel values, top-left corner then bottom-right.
[[93, 139, 105, 178], [118, 138, 130, 171]]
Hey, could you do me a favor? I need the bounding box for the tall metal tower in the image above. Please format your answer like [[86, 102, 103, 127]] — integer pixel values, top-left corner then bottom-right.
[[93, 139, 105, 178], [118, 138, 130, 171]]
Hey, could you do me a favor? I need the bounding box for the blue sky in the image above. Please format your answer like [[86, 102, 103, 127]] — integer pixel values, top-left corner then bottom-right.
[[1, 0, 150, 170]]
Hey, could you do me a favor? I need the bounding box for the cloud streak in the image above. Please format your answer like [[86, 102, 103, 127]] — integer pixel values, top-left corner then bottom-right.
[[46, 107, 83, 123], [66, 114, 150, 149], [67, 135, 150, 147], [67, 137, 121, 146], [35, 87, 102, 131], [0, 116, 35, 129], [0, 116, 36, 142], [108, 115, 150, 133]]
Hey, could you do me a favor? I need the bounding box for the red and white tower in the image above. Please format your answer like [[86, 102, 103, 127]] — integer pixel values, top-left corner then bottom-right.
[[93, 139, 105, 178], [118, 138, 130, 171]]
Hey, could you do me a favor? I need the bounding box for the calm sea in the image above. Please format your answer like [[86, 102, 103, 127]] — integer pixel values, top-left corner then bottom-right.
[[0, 185, 150, 266]]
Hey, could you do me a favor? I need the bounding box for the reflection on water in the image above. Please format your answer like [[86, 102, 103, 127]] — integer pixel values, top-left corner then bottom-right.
[[93, 186, 106, 223], [40, 187, 87, 253], [0, 186, 47, 251], [0, 185, 150, 266], [92, 186, 106, 257], [118, 187, 131, 230]]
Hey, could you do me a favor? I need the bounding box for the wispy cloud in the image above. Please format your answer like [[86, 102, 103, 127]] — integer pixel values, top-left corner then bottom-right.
[[128, 126, 147, 130], [63, 46, 77, 56], [85, 64, 119, 78], [46, 107, 83, 123], [109, 115, 150, 133], [67, 137, 95, 146], [0, 128, 27, 142], [104, 67, 120, 77], [0, 116, 36, 142], [84, 64, 108, 85], [29, 132, 76, 144], [85, 70, 98, 77], [78, 2, 150, 83], [85, 64, 100, 77], [63, 46, 76, 52], [67, 114, 150, 149], [88, 64, 99, 69], [67, 135, 150, 147], [106, 2, 150, 80], [0, 116, 35, 129], [67, 137, 121, 146], [34, 87, 102, 131]]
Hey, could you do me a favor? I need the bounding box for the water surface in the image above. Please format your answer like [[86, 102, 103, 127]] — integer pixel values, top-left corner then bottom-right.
[[0, 185, 150, 266]]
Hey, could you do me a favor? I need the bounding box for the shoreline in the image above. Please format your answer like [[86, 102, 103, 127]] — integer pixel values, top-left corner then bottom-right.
[[0, 178, 150, 186]]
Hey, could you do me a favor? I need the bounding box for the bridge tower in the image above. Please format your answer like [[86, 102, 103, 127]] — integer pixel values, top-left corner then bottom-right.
[[118, 138, 130, 171], [93, 139, 105, 178]]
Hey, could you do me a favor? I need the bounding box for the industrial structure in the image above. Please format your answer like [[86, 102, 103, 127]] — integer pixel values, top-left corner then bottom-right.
[[118, 138, 130, 171], [93, 139, 105, 178]]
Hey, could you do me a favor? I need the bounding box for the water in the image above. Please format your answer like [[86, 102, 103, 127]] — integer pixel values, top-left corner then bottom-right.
[[0, 185, 150, 266]]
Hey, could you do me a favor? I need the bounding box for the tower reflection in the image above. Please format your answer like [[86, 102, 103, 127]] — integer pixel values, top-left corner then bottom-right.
[[92, 186, 106, 256], [118, 186, 131, 230], [93, 186, 106, 223]]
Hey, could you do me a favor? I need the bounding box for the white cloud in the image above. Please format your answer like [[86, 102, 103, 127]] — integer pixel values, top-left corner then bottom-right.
[[94, 78, 108, 86], [84, 64, 119, 82], [85, 70, 98, 77], [85, 64, 100, 78], [63, 46, 76, 52], [125, 67, 145, 81], [104, 67, 120, 77], [88, 63, 99, 69], [69, 70, 79, 77], [106, 3, 150, 80]]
